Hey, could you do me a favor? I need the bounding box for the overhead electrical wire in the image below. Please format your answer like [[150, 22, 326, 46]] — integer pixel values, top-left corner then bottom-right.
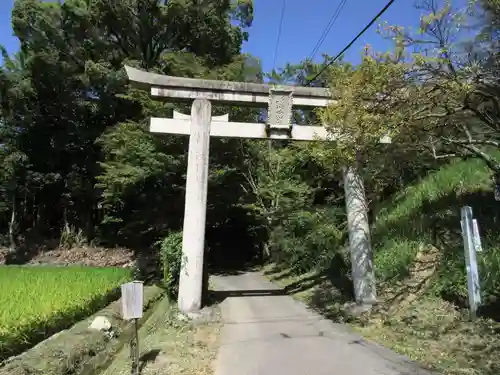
[[272, 0, 287, 71], [307, 0, 348, 62], [305, 0, 397, 86]]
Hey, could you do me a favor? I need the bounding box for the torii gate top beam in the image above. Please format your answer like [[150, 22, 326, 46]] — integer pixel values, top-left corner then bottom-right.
[[124, 66, 334, 108]]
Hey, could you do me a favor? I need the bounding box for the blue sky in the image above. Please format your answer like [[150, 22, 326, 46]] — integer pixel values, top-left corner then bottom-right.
[[0, 0, 468, 72], [243, 0, 425, 72]]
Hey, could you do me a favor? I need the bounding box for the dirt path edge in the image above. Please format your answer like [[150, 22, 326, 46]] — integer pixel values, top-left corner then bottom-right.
[[0, 285, 166, 375], [81, 292, 168, 375]]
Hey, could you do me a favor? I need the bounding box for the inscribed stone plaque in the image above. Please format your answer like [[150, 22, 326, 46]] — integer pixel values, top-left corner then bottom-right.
[[121, 281, 144, 320], [268, 88, 293, 126]]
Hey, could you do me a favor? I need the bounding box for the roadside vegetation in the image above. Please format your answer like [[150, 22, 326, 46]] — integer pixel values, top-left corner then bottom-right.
[[264, 155, 500, 375], [100, 296, 220, 375]]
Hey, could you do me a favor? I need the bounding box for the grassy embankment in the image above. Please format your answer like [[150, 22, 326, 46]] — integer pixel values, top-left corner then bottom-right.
[[265, 157, 500, 375], [100, 296, 220, 375], [0, 266, 131, 360]]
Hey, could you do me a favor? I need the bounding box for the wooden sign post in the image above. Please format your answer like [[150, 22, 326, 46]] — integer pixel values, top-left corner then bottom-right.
[[121, 281, 144, 375]]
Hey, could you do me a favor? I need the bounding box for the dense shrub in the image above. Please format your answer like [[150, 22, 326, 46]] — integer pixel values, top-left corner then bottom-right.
[[268, 207, 346, 273], [158, 231, 184, 298], [373, 238, 421, 282]]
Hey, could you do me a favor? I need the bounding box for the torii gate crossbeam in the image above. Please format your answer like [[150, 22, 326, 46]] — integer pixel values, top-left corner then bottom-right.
[[125, 66, 384, 314]]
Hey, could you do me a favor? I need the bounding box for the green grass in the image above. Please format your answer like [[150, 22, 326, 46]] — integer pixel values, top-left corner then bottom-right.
[[375, 157, 494, 230], [0, 265, 131, 360], [372, 156, 500, 301]]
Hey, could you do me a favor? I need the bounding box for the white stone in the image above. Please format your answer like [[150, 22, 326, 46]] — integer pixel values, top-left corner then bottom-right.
[[89, 316, 112, 332]]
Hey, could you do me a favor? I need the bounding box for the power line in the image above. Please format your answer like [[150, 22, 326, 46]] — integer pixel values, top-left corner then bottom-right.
[[308, 0, 348, 61], [307, 0, 348, 62], [273, 0, 287, 70], [305, 0, 397, 86]]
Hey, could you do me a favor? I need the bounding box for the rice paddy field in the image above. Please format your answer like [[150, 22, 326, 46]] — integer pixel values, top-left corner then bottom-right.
[[0, 265, 132, 360]]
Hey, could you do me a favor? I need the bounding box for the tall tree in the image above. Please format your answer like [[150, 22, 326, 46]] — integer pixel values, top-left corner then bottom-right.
[[320, 0, 500, 189], [0, 0, 259, 255]]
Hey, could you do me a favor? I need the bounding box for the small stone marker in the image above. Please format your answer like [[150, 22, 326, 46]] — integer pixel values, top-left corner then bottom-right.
[[460, 206, 481, 320], [121, 281, 143, 375]]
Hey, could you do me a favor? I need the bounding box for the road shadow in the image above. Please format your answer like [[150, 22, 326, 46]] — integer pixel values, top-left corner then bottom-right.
[[138, 349, 161, 374], [207, 261, 354, 307], [210, 269, 246, 276], [261, 253, 356, 322], [207, 288, 288, 304]]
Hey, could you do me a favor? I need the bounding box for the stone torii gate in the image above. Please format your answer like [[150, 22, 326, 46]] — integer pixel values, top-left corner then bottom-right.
[[125, 66, 388, 314]]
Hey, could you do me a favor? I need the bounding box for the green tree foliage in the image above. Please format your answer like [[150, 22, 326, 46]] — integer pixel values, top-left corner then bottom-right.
[[321, 0, 500, 177], [0, 0, 260, 262], [237, 58, 350, 270]]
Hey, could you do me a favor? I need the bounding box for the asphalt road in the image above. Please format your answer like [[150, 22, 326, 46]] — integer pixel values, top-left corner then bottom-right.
[[212, 272, 434, 375]]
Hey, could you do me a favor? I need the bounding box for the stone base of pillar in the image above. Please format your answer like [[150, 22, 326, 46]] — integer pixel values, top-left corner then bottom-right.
[[343, 301, 377, 317]]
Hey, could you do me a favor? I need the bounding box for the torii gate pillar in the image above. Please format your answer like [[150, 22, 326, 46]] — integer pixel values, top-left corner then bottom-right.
[[124, 66, 383, 313], [178, 99, 212, 312]]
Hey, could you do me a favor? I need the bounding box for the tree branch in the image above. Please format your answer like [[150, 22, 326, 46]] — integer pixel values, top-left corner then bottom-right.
[[445, 138, 500, 148], [461, 143, 500, 172], [429, 142, 457, 159]]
